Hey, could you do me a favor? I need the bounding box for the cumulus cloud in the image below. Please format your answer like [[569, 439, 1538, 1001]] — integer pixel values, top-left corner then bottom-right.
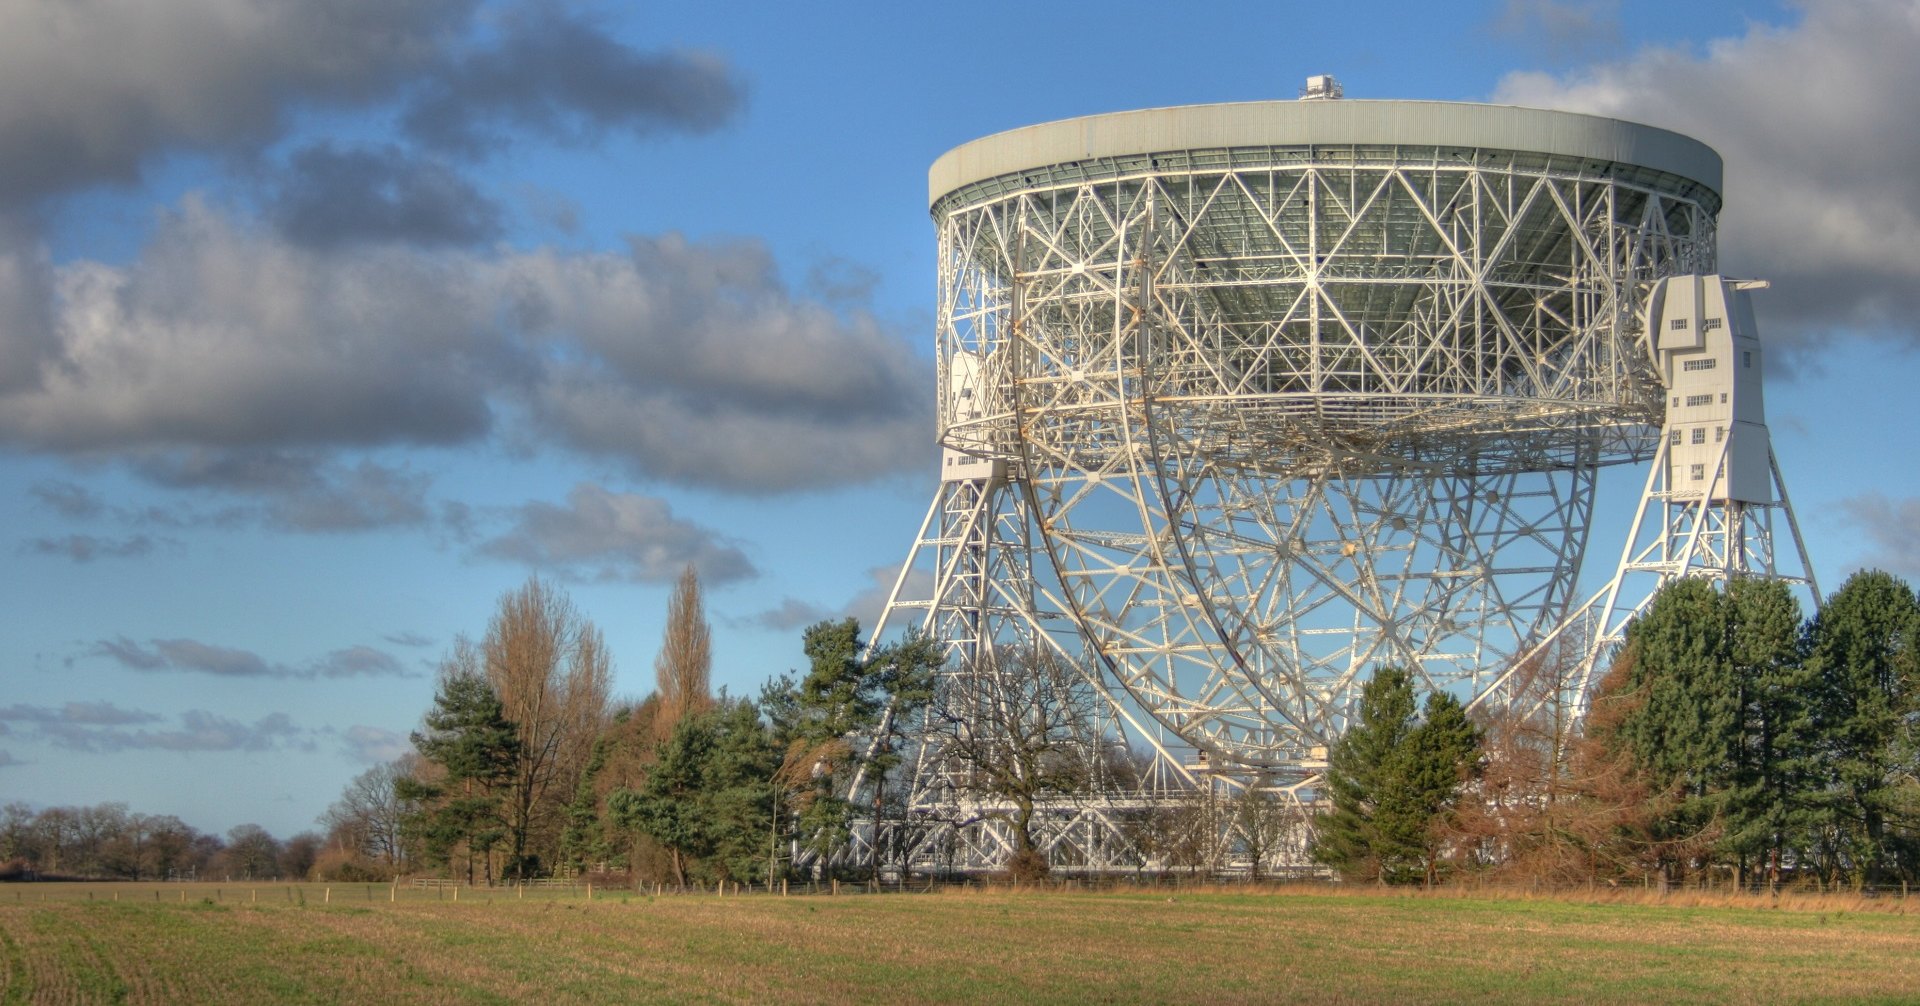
[[0, 0, 470, 206], [90, 636, 415, 679], [341, 725, 411, 764], [480, 482, 755, 584], [273, 463, 431, 531], [1494, 1, 1920, 347], [20, 534, 161, 562], [117, 638, 278, 677], [1837, 493, 1920, 578], [401, 5, 744, 155], [0, 203, 508, 453], [126, 451, 435, 532], [0, 2, 923, 503], [0, 2, 793, 487], [0, 216, 58, 393], [0, 0, 744, 208], [265, 142, 503, 248], [511, 234, 929, 491], [0, 205, 925, 495]]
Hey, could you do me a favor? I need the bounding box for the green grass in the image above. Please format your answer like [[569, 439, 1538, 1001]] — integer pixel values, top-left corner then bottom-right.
[[2, 884, 1918, 1003]]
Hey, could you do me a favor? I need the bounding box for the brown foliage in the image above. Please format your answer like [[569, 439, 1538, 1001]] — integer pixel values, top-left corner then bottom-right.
[[483, 577, 612, 877], [652, 565, 713, 743], [1445, 640, 1721, 887], [1444, 633, 1585, 882]]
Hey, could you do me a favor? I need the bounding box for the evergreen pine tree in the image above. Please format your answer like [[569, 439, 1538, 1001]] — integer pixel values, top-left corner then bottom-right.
[[1724, 576, 1812, 885], [1313, 667, 1479, 884], [609, 699, 779, 886], [402, 648, 520, 884], [1804, 570, 1920, 885]]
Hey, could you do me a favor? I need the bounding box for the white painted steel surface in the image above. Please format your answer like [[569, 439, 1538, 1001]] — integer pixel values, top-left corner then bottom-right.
[[871, 99, 1807, 876]]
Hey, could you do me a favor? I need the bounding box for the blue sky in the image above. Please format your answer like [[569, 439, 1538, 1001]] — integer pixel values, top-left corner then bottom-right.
[[5, 0, 1917, 839]]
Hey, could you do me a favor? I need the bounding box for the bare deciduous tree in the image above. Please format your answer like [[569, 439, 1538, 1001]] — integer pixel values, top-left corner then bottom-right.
[[1157, 786, 1232, 878], [320, 756, 418, 874], [1443, 630, 1586, 880], [484, 576, 612, 879], [929, 645, 1102, 881], [1233, 787, 1296, 883]]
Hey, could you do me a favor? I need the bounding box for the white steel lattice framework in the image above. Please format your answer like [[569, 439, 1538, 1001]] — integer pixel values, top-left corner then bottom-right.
[[869, 100, 1794, 874], [1485, 273, 1820, 711]]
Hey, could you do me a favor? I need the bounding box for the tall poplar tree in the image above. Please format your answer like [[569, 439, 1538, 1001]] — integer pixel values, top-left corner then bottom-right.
[[654, 565, 713, 742]]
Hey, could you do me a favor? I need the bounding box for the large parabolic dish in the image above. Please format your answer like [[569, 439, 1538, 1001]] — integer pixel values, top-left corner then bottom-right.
[[929, 100, 1722, 773]]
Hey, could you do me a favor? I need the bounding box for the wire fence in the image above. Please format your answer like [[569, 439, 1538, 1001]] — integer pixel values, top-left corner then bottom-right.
[[3, 873, 1913, 909]]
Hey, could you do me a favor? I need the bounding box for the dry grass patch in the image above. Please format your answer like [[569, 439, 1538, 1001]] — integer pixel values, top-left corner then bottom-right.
[[3, 886, 1919, 1004]]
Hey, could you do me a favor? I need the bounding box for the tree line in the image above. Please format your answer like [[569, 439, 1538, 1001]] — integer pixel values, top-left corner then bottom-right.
[[1315, 571, 1920, 890], [0, 803, 319, 882], [10, 567, 1910, 890], [316, 571, 949, 887]]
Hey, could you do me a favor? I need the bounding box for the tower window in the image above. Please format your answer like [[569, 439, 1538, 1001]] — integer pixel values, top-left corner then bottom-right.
[[1683, 358, 1718, 372], [1669, 430, 1682, 445], [1690, 464, 1706, 481], [1744, 350, 1753, 368], [1691, 428, 1707, 444], [1715, 426, 1725, 443], [1703, 318, 1724, 331], [1686, 394, 1713, 407], [1670, 318, 1690, 330]]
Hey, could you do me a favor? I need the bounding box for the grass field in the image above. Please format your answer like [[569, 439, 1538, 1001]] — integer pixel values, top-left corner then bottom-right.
[[3, 883, 1919, 1004]]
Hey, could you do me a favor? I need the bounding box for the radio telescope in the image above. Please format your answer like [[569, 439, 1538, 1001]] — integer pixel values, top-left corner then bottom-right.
[[870, 93, 1814, 873]]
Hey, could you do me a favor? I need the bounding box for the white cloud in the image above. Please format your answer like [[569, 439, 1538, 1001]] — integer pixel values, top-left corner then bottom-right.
[[1495, 1, 1920, 348], [480, 483, 755, 584], [0, 0, 742, 207], [507, 233, 929, 491], [0, 205, 925, 495]]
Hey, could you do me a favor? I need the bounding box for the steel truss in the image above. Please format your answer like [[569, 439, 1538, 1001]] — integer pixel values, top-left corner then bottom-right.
[[1488, 435, 1820, 716], [863, 130, 1765, 876]]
